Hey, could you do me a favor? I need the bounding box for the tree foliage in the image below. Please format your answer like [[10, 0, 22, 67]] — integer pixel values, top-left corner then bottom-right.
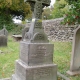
[[63, 0, 80, 25], [0, 0, 31, 30], [0, 0, 31, 19], [42, 7, 53, 20], [65, 0, 78, 4], [42, 0, 68, 20], [51, 0, 68, 19]]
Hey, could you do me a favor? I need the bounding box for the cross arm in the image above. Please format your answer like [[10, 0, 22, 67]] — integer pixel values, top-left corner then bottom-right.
[[24, 0, 35, 2], [24, 0, 51, 6]]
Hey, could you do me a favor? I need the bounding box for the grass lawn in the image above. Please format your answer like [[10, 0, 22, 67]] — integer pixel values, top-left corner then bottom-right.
[[51, 41, 80, 80], [0, 36, 19, 78], [0, 36, 80, 80]]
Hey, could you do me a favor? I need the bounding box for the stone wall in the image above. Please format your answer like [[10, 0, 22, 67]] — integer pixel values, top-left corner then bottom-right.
[[42, 18, 78, 41], [25, 18, 78, 41]]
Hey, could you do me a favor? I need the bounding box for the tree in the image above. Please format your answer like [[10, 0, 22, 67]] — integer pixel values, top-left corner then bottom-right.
[[0, 0, 31, 19], [0, 0, 31, 30], [51, 0, 68, 19], [63, 0, 80, 25], [42, 7, 53, 20]]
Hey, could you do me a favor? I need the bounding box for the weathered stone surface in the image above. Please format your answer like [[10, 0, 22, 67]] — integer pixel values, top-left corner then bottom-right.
[[23, 0, 50, 42], [20, 41, 53, 65], [12, 60, 57, 80], [0, 35, 7, 46], [0, 26, 8, 37], [67, 25, 80, 76], [12, 41, 57, 80]]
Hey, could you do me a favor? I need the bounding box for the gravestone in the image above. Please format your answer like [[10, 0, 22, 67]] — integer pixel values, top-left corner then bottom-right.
[[67, 25, 80, 76], [12, 0, 57, 80], [0, 25, 8, 46]]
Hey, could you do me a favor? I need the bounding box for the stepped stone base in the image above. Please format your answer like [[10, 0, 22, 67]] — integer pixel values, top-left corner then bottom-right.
[[12, 60, 57, 80]]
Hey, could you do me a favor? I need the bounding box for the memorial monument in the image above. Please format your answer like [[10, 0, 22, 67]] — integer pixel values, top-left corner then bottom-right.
[[12, 0, 57, 80]]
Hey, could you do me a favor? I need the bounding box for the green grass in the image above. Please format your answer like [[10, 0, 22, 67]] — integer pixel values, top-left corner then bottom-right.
[[0, 36, 19, 78], [51, 41, 80, 80], [0, 37, 80, 80], [53, 41, 72, 74]]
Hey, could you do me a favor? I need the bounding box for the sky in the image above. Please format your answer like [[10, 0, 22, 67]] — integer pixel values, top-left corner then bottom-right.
[[50, 0, 56, 6]]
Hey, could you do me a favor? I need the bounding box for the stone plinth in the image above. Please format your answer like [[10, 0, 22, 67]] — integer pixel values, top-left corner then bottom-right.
[[12, 60, 57, 80], [12, 41, 57, 80], [20, 41, 53, 65]]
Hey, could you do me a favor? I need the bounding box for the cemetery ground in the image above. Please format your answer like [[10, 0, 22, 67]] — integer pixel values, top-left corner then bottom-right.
[[0, 35, 80, 80]]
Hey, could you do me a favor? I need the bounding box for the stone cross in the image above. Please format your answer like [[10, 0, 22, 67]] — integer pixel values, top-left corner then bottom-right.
[[12, 1, 57, 80], [24, 0, 51, 42]]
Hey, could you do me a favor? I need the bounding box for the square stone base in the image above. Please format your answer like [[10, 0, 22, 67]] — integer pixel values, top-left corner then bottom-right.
[[12, 60, 57, 80], [67, 70, 80, 76], [20, 42, 54, 66]]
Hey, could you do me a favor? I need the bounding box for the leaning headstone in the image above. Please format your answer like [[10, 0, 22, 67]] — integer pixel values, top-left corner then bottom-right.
[[67, 25, 80, 76], [12, 0, 57, 80], [0, 25, 8, 46]]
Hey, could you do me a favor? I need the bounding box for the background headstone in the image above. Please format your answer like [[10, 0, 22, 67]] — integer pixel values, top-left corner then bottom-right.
[[67, 25, 80, 76], [0, 25, 8, 46]]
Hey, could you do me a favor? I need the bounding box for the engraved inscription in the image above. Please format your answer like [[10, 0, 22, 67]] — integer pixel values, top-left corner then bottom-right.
[[29, 44, 53, 65], [33, 67, 53, 80], [37, 45, 46, 56], [33, 45, 47, 57]]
